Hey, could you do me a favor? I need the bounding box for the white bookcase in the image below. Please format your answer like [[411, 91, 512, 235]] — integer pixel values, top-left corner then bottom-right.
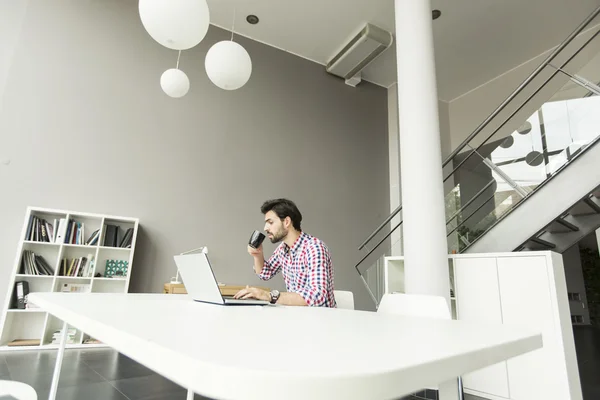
[[383, 252, 582, 400], [0, 207, 139, 351]]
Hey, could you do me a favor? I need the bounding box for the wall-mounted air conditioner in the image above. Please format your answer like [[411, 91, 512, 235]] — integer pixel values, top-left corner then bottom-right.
[[326, 23, 393, 86]]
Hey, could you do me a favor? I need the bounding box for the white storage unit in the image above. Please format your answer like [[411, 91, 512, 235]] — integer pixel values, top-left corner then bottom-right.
[[0, 207, 139, 351], [383, 252, 582, 400]]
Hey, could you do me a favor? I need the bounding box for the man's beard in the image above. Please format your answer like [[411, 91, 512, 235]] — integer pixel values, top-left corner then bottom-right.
[[269, 228, 287, 243]]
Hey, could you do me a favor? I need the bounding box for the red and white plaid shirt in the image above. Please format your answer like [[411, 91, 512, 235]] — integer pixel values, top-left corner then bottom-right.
[[258, 232, 336, 307]]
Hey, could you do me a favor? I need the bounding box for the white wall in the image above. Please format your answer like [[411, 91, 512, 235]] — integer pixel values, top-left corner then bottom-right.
[[0, 0, 27, 112], [0, 0, 389, 312]]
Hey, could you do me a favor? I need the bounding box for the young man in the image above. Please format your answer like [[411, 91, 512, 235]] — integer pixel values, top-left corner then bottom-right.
[[234, 199, 337, 307]]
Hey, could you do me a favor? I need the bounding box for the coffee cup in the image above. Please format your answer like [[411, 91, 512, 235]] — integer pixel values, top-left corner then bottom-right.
[[248, 230, 266, 249]]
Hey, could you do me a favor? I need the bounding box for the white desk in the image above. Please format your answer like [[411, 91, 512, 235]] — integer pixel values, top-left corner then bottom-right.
[[29, 293, 542, 400]]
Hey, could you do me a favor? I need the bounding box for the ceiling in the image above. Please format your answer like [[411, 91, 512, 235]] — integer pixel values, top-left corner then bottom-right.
[[206, 0, 600, 101]]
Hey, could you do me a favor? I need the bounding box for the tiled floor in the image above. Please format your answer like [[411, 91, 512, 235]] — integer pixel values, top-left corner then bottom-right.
[[0, 348, 210, 400], [0, 348, 425, 400]]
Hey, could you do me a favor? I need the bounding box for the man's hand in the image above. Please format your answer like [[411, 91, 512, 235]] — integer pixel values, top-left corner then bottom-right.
[[247, 244, 263, 258], [234, 285, 271, 302], [248, 245, 265, 275]]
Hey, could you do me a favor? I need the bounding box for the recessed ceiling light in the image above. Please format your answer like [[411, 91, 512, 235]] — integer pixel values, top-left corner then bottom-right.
[[432, 10, 442, 20], [246, 15, 259, 25]]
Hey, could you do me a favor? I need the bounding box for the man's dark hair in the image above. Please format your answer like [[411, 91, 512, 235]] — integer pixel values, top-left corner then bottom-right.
[[261, 198, 302, 231]]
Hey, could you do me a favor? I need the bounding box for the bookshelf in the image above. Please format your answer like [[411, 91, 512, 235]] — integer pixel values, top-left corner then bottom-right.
[[0, 207, 139, 350]]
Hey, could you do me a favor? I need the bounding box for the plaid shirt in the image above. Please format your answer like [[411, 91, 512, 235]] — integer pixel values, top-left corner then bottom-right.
[[258, 232, 336, 307]]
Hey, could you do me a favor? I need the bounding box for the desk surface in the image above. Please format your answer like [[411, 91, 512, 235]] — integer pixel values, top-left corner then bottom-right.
[[29, 293, 542, 400]]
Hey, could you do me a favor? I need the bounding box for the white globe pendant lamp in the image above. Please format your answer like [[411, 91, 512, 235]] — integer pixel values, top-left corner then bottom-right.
[[139, 0, 210, 50], [205, 40, 252, 90], [161, 68, 190, 98], [204, 8, 252, 91]]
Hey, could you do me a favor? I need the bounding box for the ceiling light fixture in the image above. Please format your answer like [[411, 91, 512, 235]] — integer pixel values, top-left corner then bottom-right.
[[432, 10, 442, 20], [246, 15, 259, 25]]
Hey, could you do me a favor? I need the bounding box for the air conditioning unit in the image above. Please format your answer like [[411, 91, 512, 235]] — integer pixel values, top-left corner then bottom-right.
[[326, 23, 393, 86]]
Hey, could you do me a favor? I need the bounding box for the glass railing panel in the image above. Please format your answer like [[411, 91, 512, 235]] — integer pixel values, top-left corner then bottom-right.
[[356, 228, 404, 306]]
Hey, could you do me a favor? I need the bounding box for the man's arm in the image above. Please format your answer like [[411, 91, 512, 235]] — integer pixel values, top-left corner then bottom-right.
[[295, 242, 332, 307], [248, 245, 281, 280], [233, 287, 307, 306]]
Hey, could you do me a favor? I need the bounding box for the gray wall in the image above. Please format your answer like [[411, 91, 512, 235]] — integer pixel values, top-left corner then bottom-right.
[[0, 1, 389, 312]]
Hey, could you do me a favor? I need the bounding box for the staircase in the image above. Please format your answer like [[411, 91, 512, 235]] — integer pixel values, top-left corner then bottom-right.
[[355, 6, 600, 305]]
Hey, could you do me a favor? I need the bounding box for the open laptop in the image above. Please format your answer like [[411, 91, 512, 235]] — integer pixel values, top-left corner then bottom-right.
[[173, 253, 270, 306]]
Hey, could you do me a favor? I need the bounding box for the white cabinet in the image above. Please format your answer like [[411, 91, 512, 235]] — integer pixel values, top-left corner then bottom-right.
[[454, 257, 509, 399], [383, 252, 582, 400]]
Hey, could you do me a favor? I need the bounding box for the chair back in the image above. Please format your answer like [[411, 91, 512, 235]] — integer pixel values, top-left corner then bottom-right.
[[333, 290, 355, 310]]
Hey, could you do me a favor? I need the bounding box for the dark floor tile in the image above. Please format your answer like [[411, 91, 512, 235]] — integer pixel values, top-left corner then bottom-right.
[[6, 354, 87, 376], [87, 360, 155, 381], [37, 381, 129, 400], [8, 362, 105, 392], [79, 349, 131, 363], [0, 357, 10, 379], [110, 374, 184, 400], [3, 349, 81, 369]]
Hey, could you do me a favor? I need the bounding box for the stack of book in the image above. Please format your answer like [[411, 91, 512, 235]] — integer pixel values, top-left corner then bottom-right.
[[51, 328, 78, 344], [25, 215, 56, 242], [20, 250, 54, 275], [103, 225, 134, 248], [59, 255, 95, 277]]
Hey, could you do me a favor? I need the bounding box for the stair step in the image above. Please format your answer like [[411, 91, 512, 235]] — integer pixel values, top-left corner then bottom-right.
[[546, 218, 579, 233], [569, 200, 598, 216], [526, 237, 557, 250], [583, 197, 600, 214]]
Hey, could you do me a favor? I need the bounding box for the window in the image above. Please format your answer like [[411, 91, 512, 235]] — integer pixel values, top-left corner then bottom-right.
[[568, 292, 582, 301], [571, 315, 584, 324]]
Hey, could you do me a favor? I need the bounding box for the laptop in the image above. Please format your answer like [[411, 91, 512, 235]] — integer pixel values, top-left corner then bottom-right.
[[173, 253, 270, 306]]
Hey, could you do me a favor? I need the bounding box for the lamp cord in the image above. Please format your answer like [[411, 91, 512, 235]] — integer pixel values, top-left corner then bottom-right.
[[231, 8, 236, 41], [176, 50, 181, 69]]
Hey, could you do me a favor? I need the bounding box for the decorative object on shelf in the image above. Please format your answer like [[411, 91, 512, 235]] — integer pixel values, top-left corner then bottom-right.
[[160, 51, 190, 98], [105, 260, 128, 278], [205, 8, 252, 91], [139, 0, 210, 50], [61, 283, 90, 293]]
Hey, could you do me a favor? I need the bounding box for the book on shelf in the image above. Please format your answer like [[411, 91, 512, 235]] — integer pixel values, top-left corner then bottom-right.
[[86, 229, 100, 246], [25, 215, 57, 243], [25, 296, 40, 309], [13, 281, 29, 309], [65, 219, 86, 245], [20, 250, 55, 275], [7, 339, 40, 347], [60, 254, 95, 277], [51, 328, 78, 344], [103, 224, 119, 247], [119, 228, 134, 248]]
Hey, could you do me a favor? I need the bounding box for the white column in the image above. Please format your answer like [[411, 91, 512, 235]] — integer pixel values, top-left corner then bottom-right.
[[388, 83, 403, 256], [395, 0, 450, 305]]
